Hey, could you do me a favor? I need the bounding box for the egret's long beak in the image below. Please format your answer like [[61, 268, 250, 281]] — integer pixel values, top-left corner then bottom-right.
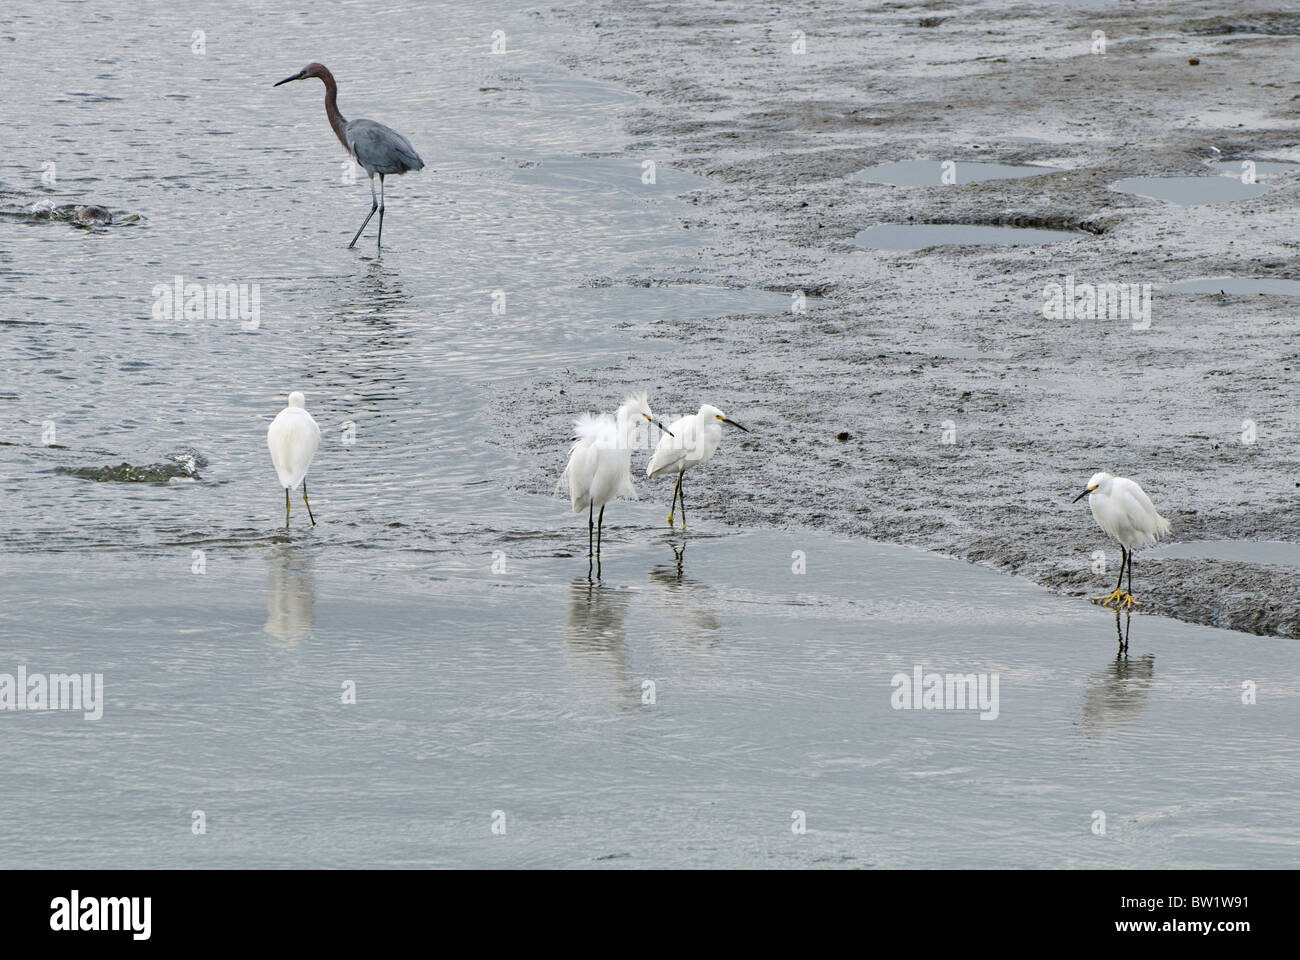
[[273, 72, 303, 87], [720, 417, 749, 432], [644, 414, 674, 437], [1072, 486, 1096, 503]]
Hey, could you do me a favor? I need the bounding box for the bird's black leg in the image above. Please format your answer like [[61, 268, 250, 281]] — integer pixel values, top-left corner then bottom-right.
[[348, 174, 379, 249], [1114, 547, 1127, 595], [284, 487, 290, 529], [302, 480, 316, 527], [678, 475, 687, 530], [1127, 550, 1133, 597], [596, 504, 604, 556], [587, 501, 594, 559], [375, 174, 385, 252]]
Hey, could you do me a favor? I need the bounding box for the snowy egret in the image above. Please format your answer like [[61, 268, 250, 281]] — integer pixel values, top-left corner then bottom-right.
[[647, 404, 748, 529], [274, 63, 425, 251], [560, 391, 671, 561], [268, 392, 322, 529], [1073, 471, 1172, 608]]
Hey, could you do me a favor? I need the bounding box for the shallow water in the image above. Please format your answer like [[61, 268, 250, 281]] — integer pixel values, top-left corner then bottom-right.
[[1110, 175, 1270, 205], [2, 0, 1296, 869], [854, 223, 1079, 252], [851, 160, 1062, 187], [1161, 276, 1300, 296], [1208, 159, 1298, 180], [5, 533, 1298, 869], [1147, 540, 1300, 569]]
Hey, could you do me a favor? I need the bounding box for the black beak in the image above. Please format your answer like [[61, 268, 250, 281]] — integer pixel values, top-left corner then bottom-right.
[[1072, 488, 1093, 503], [644, 415, 673, 437], [721, 417, 749, 432], [273, 73, 302, 87]]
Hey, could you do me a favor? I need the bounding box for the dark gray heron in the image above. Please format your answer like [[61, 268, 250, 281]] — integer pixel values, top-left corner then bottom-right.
[[274, 62, 424, 251]]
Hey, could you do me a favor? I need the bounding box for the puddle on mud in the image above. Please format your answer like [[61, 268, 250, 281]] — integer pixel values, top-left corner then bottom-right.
[[854, 223, 1079, 252], [1161, 277, 1300, 296], [1110, 176, 1269, 205], [1208, 159, 1298, 180], [851, 160, 1062, 187], [1147, 540, 1300, 569]]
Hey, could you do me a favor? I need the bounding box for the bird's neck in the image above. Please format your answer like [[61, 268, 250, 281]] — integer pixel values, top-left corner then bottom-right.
[[318, 69, 349, 152]]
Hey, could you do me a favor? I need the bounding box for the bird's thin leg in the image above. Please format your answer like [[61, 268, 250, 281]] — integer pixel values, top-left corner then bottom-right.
[[679, 476, 687, 531], [1121, 551, 1143, 608], [596, 504, 604, 556], [375, 174, 385, 252], [667, 472, 681, 527], [284, 487, 291, 529], [1093, 547, 1128, 607], [587, 501, 594, 559], [348, 174, 379, 249], [302, 480, 316, 527]]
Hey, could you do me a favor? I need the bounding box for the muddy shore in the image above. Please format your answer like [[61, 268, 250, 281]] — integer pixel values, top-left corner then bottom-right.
[[502, 0, 1300, 637]]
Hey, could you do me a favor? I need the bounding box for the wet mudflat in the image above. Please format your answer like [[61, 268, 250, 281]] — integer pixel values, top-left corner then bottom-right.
[[529, 0, 1300, 638]]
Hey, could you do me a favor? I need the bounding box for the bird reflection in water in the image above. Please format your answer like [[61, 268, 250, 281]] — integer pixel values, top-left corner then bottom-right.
[[264, 543, 317, 646], [563, 577, 631, 702], [1080, 609, 1154, 737], [646, 538, 720, 646]]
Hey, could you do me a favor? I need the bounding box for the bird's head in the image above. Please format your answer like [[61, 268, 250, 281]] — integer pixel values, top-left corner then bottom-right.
[[700, 404, 749, 432], [288, 391, 307, 409], [618, 391, 672, 437], [1073, 471, 1112, 502], [274, 63, 331, 87]]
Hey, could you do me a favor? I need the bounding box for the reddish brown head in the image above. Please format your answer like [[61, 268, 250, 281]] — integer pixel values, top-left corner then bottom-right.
[[274, 62, 349, 151], [273, 62, 336, 88]]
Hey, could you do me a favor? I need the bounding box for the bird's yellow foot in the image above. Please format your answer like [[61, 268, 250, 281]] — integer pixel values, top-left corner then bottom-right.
[[1092, 589, 1126, 608], [667, 514, 675, 527], [1119, 593, 1143, 609]]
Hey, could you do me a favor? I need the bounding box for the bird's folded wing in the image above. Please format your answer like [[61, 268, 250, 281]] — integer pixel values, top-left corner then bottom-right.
[[346, 119, 425, 171]]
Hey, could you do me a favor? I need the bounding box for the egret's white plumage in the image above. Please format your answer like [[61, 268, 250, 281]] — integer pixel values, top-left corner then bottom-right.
[[1075, 471, 1171, 608], [561, 391, 666, 560], [647, 403, 748, 529], [268, 391, 321, 528]]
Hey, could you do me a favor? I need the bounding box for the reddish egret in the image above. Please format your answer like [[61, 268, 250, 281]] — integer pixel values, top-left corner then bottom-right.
[[274, 62, 424, 251]]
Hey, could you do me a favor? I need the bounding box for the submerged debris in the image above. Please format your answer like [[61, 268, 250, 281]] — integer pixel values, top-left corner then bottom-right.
[[57, 452, 206, 483]]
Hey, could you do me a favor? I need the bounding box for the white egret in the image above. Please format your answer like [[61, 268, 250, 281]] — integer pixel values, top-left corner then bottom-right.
[[560, 391, 671, 559], [1073, 471, 1172, 608], [647, 404, 748, 529], [268, 391, 322, 529]]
